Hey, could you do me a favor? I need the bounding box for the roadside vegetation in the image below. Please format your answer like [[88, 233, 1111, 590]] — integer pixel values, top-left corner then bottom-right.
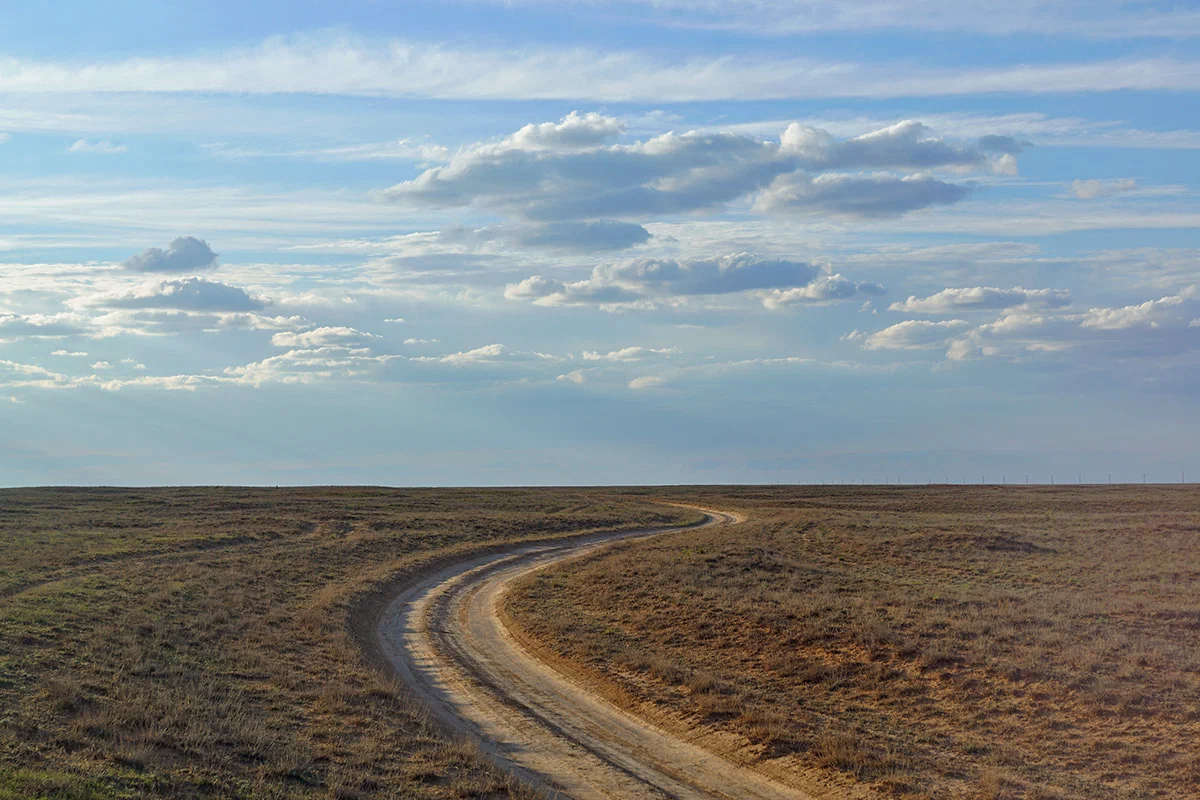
[[507, 486, 1200, 799], [0, 487, 692, 800]]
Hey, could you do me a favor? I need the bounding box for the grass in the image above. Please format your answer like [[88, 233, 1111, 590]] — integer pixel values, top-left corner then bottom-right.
[[505, 485, 1200, 799], [0, 487, 693, 799]]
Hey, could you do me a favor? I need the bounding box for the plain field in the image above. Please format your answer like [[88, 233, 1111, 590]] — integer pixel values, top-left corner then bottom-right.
[[507, 486, 1200, 799], [0, 487, 691, 800]]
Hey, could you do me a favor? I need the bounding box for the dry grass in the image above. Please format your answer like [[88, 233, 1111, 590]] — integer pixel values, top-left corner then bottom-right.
[[0, 487, 692, 799], [506, 486, 1200, 799]]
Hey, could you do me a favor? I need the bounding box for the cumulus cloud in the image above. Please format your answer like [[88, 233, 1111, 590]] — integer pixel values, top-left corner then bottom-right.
[[581, 346, 678, 361], [628, 375, 667, 389], [68, 138, 126, 154], [270, 326, 379, 348], [755, 171, 971, 218], [85, 277, 266, 312], [1080, 290, 1197, 330], [90, 361, 112, 370], [855, 289, 1200, 362], [51, 349, 88, 357], [123, 236, 219, 273], [849, 319, 972, 350], [779, 120, 991, 170], [889, 286, 1071, 313], [224, 346, 401, 387], [557, 369, 588, 384], [410, 343, 568, 366], [1071, 178, 1139, 199], [0, 313, 89, 339], [760, 275, 886, 308], [412, 343, 510, 365], [382, 114, 999, 224], [505, 253, 880, 309]]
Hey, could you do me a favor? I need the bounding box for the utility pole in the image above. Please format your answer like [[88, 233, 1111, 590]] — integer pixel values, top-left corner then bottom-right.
[[1051, 474, 1055, 485]]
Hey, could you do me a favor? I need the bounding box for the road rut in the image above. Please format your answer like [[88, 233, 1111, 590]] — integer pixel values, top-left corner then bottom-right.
[[375, 509, 819, 799]]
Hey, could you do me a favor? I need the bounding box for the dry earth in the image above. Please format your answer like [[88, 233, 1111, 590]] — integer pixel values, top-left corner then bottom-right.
[[505, 486, 1200, 799], [375, 508, 843, 799], [0, 487, 693, 800]]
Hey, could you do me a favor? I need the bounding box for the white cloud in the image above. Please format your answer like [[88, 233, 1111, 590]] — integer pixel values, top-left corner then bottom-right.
[[383, 115, 1000, 224], [221, 346, 395, 387], [889, 286, 1071, 313], [850, 319, 972, 350], [123, 236, 219, 273], [855, 289, 1200, 362], [0, 313, 89, 339], [68, 138, 126, 154], [628, 375, 667, 389], [755, 171, 971, 218], [413, 343, 509, 365], [557, 369, 588, 384], [83, 277, 266, 312], [1071, 178, 1139, 199], [205, 138, 450, 163], [51, 349, 88, 357], [2, 36, 1199, 101], [581, 346, 678, 361], [506, 254, 881, 309], [0, 133, 9, 144], [1081, 290, 1197, 330], [403, 338, 440, 345], [90, 361, 112, 370], [760, 274, 886, 308], [477, 1, 1200, 39], [270, 326, 379, 347]]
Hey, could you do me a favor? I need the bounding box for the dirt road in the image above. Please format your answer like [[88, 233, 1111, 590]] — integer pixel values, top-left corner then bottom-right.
[[375, 509, 819, 799]]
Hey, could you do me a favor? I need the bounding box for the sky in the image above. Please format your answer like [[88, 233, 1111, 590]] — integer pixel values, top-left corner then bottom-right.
[[1, 0, 1199, 486]]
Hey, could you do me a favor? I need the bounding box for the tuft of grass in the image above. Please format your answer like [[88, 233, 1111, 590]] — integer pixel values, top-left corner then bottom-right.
[[0, 487, 696, 799], [506, 485, 1200, 799]]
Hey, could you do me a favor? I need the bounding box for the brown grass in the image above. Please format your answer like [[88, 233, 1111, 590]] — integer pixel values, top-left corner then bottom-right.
[[0, 487, 692, 799], [505, 486, 1200, 799]]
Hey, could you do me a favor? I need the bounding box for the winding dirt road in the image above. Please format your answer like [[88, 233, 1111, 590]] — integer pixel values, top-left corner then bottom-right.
[[375, 509, 819, 799]]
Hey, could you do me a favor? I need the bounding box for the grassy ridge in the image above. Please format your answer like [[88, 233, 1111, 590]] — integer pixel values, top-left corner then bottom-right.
[[506, 486, 1200, 799], [0, 487, 691, 799]]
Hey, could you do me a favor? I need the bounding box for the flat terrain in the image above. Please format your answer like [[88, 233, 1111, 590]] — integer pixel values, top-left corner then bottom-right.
[[376, 508, 825, 799], [506, 486, 1200, 799], [0, 487, 691, 799]]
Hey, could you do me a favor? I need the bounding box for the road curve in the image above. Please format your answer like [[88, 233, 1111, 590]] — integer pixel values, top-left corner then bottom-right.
[[375, 509, 818, 799]]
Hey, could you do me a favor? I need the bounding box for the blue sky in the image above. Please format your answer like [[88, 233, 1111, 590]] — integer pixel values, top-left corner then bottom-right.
[[1, 0, 1198, 485]]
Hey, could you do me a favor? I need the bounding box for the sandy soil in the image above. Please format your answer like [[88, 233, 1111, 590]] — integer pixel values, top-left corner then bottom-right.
[[375, 508, 824, 799]]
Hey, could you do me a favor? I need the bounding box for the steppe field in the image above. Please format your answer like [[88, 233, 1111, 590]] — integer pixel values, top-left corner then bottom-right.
[[3, 486, 1197, 800], [0, 487, 691, 799], [507, 486, 1200, 799]]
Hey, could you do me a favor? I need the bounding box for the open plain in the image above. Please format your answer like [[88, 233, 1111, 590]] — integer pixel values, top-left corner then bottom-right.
[[0, 487, 691, 799], [3, 486, 1198, 800], [507, 486, 1200, 799]]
